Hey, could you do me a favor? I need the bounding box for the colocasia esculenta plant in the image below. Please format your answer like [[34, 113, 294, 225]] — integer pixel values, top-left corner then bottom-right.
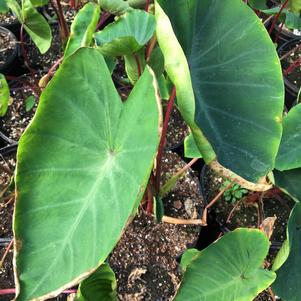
[[3, 0, 301, 300]]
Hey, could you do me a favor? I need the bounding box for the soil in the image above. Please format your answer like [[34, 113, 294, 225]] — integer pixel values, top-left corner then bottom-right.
[[0, 12, 18, 27], [0, 29, 16, 70], [26, 25, 62, 71], [109, 151, 204, 300], [0, 83, 38, 142], [280, 41, 301, 88], [164, 106, 189, 150]]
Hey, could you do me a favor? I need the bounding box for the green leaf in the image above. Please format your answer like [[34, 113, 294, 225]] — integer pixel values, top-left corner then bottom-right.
[[274, 168, 301, 202], [157, 0, 284, 183], [272, 239, 290, 272], [148, 47, 165, 77], [290, 0, 301, 14], [94, 9, 156, 56], [6, 0, 22, 21], [154, 1, 216, 163], [154, 196, 164, 223], [30, 0, 48, 7], [180, 248, 199, 272], [0, 0, 8, 13], [273, 203, 301, 301], [64, 3, 100, 58], [98, 0, 130, 15], [14, 48, 161, 301], [157, 74, 169, 100], [104, 55, 117, 74], [76, 263, 117, 301], [248, 0, 268, 10], [7, 0, 52, 53], [276, 104, 301, 171], [0, 74, 9, 117], [24, 95, 36, 112], [184, 133, 202, 159], [124, 48, 146, 85], [175, 228, 276, 301]]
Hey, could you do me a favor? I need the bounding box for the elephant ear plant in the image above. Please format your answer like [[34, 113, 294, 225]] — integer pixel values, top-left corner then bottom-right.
[[11, 0, 298, 300]]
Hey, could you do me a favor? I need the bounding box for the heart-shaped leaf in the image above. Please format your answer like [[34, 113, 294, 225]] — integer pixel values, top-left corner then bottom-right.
[[94, 9, 155, 56], [272, 203, 301, 301], [14, 48, 161, 301], [156, 0, 284, 183], [276, 104, 301, 171], [64, 3, 100, 58], [175, 228, 276, 301], [76, 263, 117, 301]]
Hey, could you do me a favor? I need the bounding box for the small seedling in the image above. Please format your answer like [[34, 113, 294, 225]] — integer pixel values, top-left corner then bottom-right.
[[221, 180, 249, 204]]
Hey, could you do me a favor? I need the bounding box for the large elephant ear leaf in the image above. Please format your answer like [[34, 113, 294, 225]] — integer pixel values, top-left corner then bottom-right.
[[7, 0, 52, 53], [156, 0, 284, 183], [13, 48, 161, 301], [64, 2, 100, 58], [76, 263, 117, 301], [274, 168, 301, 202], [272, 203, 301, 301], [154, 1, 216, 162], [275, 104, 301, 171], [94, 9, 156, 56], [175, 229, 275, 301]]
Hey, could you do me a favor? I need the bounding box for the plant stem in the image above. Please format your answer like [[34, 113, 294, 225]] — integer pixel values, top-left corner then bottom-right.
[[19, 26, 41, 95], [269, 0, 289, 36], [146, 184, 153, 214], [225, 199, 242, 224], [280, 43, 301, 61], [0, 289, 77, 296], [275, 21, 284, 43], [145, 0, 150, 12], [155, 86, 177, 194], [146, 36, 157, 62], [283, 55, 301, 75], [51, 0, 69, 43], [159, 158, 199, 198], [0, 239, 13, 269], [96, 11, 111, 30], [161, 215, 206, 225], [134, 54, 142, 78], [201, 182, 233, 225], [268, 287, 276, 301]]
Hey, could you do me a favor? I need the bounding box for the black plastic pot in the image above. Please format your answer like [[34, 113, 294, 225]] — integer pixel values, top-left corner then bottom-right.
[[272, 23, 301, 46], [0, 12, 20, 38], [0, 26, 19, 74], [278, 38, 301, 109]]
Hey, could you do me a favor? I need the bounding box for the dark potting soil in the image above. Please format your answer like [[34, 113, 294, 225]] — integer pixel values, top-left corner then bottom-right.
[[0, 12, 18, 26], [202, 167, 258, 229], [0, 84, 38, 141], [43, 0, 81, 25], [0, 155, 15, 298], [202, 166, 293, 243], [26, 26, 62, 70], [0, 30, 16, 70], [164, 106, 189, 150], [281, 42, 301, 88], [109, 151, 204, 301]]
